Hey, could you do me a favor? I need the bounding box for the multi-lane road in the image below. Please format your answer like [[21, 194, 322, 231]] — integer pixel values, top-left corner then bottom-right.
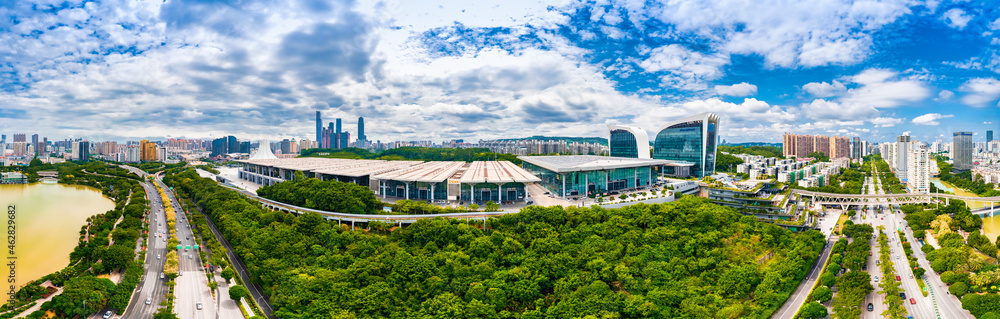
[[117, 167, 170, 319], [153, 172, 219, 319]]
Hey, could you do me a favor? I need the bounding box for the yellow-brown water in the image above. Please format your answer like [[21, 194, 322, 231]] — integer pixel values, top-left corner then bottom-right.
[[930, 178, 998, 240], [0, 183, 115, 290]]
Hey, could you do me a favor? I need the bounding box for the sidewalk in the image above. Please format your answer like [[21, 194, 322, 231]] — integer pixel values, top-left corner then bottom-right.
[[12, 287, 62, 318]]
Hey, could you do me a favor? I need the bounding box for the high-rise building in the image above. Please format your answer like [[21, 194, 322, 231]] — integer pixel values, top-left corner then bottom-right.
[[12, 134, 25, 143], [652, 112, 720, 178], [357, 117, 367, 148], [607, 125, 650, 158], [227, 136, 239, 154], [988, 130, 994, 144], [316, 111, 322, 147], [31, 134, 39, 157], [140, 140, 157, 162], [907, 147, 930, 194], [829, 136, 850, 159], [335, 118, 343, 148], [953, 132, 973, 171], [240, 141, 250, 153], [895, 135, 911, 181], [73, 141, 90, 161], [12, 142, 27, 156], [850, 137, 861, 159], [280, 139, 292, 154], [211, 138, 227, 157]]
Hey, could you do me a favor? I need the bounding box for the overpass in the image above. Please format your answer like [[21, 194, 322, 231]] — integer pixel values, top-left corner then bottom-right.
[[791, 189, 999, 217], [219, 184, 512, 228]]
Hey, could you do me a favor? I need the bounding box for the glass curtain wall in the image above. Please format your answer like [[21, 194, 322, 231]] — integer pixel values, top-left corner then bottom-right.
[[609, 129, 639, 158], [653, 118, 717, 178]]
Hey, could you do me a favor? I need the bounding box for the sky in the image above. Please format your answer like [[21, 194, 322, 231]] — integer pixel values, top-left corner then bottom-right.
[[1, 0, 1000, 144]]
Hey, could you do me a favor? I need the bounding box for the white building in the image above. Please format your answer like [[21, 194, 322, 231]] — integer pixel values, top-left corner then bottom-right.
[[907, 147, 930, 194]]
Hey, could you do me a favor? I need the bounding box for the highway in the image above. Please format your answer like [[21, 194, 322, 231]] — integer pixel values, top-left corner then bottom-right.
[[118, 168, 170, 319], [153, 172, 217, 319]]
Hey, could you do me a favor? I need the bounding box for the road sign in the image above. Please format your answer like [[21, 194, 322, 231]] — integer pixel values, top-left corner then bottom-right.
[[177, 245, 182, 250]]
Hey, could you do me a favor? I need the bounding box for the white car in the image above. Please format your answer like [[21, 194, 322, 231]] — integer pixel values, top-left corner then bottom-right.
[[145, 297, 152, 305]]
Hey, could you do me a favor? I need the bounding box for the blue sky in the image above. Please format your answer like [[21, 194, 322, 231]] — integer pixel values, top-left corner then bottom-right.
[[1, 0, 999, 143]]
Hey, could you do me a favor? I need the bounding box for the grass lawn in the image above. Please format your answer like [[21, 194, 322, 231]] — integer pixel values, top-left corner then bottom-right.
[[916, 278, 928, 297]]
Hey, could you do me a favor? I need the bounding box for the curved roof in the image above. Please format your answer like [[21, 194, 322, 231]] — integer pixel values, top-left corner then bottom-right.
[[654, 112, 720, 134], [607, 124, 651, 159]]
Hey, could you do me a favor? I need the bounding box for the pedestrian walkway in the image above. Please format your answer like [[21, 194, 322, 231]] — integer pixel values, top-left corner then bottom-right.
[[12, 287, 62, 318]]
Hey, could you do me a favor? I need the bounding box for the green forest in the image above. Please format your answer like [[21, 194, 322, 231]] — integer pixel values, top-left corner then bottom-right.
[[164, 168, 825, 318], [300, 147, 522, 164], [256, 176, 381, 214]]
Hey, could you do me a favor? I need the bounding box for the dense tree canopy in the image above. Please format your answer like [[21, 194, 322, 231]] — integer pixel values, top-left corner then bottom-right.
[[717, 145, 784, 159], [166, 168, 825, 318], [256, 177, 381, 214]]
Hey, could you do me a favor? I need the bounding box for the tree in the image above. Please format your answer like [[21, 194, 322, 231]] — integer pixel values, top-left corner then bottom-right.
[[800, 302, 828, 319], [962, 293, 1000, 318], [820, 272, 836, 287], [484, 201, 499, 212], [229, 285, 249, 301], [220, 268, 235, 283], [949, 281, 968, 297], [103, 245, 135, 271], [810, 286, 833, 302]]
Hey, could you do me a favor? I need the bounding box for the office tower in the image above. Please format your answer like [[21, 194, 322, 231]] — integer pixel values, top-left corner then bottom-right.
[[988, 130, 994, 144], [41, 137, 47, 155], [0, 135, 5, 155], [12, 142, 27, 156], [30, 134, 38, 157], [280, 139, 291, 154], [850, 137, 861, 159], [357, 117, 367, 147], [226, 136, 239, 153], [240, 141, 250, 153], [895, 135, 911, 181], [211, 138, 227, 157], [953, 132, 973, 171], [72, 141, 90, 161], [335, 118, 343, 149], [316, 111, 322, 146], [12, 134, 25, 143], [607, 125, 650, 158], [907, 147, 930, 194], [652, 112, 719, 178]]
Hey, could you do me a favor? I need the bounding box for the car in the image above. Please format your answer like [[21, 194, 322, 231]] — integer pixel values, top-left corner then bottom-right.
[[160, 272, 164, 279], [868, 303, 874, 311], [874, 276, 879, 282], [896, 275, 901, 281], [157, 254, 160, 259], [196, 303, 203, 310], [188, 254, 193, 259], [900, 292, 906, 298], [910, 298, 916, 304], [869, 251, 872, 256], [145, 297, 152, 305], [909, 274, 913, 279], [103, 311, 113, 319]]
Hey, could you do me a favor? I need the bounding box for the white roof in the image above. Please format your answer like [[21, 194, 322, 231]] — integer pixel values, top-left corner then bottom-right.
[[458, 161, 541, 184], [371, 161, 466, 183], [247, 140, 278, 160]]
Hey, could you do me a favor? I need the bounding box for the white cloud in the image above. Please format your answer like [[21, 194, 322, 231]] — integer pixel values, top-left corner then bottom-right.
[[911, 113, 953, 125], [605, 0, 914, 68], [802, 80, 846, 97], [990, 18, 1000, 30], [941, 8, 972, 29], [871, 117, 904, 127], [639, 44, 730, 90], [959, 78, 1000, 107], [841, 68, 929, 108], [985, 121, 994, 124], [714, 82, 758, 96], [937, 90, 954, 100]]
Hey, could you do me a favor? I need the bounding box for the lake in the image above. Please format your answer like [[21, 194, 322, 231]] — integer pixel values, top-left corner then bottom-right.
[[1, 182, 116, 289], [930, 177, 999, 240]]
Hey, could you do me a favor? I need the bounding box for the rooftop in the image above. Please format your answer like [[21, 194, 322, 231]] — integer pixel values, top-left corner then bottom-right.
[[518, 155, 691, 173], [371, 161, 467, 183], [458, 161, 541, 184]]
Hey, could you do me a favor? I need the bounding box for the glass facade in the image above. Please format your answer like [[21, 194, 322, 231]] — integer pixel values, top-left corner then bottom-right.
[[381, 180, 449, 200], [652, 115, 718, 178], [609, 129, 639, 158], [523, 162, 654, 197], [459, 183, 527, 203]]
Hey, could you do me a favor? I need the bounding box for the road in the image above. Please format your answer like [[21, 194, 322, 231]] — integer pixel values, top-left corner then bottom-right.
[[118, 168, 170, 319], [771, 236, 836, 319], [153, 172, 217, 319]]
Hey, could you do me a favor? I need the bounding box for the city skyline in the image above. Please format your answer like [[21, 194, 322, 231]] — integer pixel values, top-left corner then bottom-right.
[[2, 1, 1000, 143]]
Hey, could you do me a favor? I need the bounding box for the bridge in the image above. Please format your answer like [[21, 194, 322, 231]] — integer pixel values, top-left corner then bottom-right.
[[220, 184, 512, 228], [791, 189, 999, 217]]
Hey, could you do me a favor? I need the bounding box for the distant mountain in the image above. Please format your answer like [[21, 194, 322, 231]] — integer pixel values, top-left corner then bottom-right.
[[496, 136, 608, 146], [723, 142, 782, 147]]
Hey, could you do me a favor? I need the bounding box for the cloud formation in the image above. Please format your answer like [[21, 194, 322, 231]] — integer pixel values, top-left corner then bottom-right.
[[714, 82, 758, 96], [911, 113, 953, 125]]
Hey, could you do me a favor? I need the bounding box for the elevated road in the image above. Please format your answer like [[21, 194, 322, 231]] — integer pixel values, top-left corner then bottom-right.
[[792, 189, 998, 217]]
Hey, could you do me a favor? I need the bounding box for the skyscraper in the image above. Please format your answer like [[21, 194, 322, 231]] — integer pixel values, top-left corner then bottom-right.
[[652, 112, 720, 178], [12, 134, 25, 143], [335, 118, 343, 149], [607, 125, 650, 158], [227, 136, 239, 154], [31, 134, 39, 157], [140, 139, 157, 162], [316, 111, 322, 146], [953, 132, 973, 171], [907, 147, 930, 194], [357, 117, 366, 147], [988, 130, 994, 144], [895, 135, 910, 181], [850, 137, 861, 159]]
